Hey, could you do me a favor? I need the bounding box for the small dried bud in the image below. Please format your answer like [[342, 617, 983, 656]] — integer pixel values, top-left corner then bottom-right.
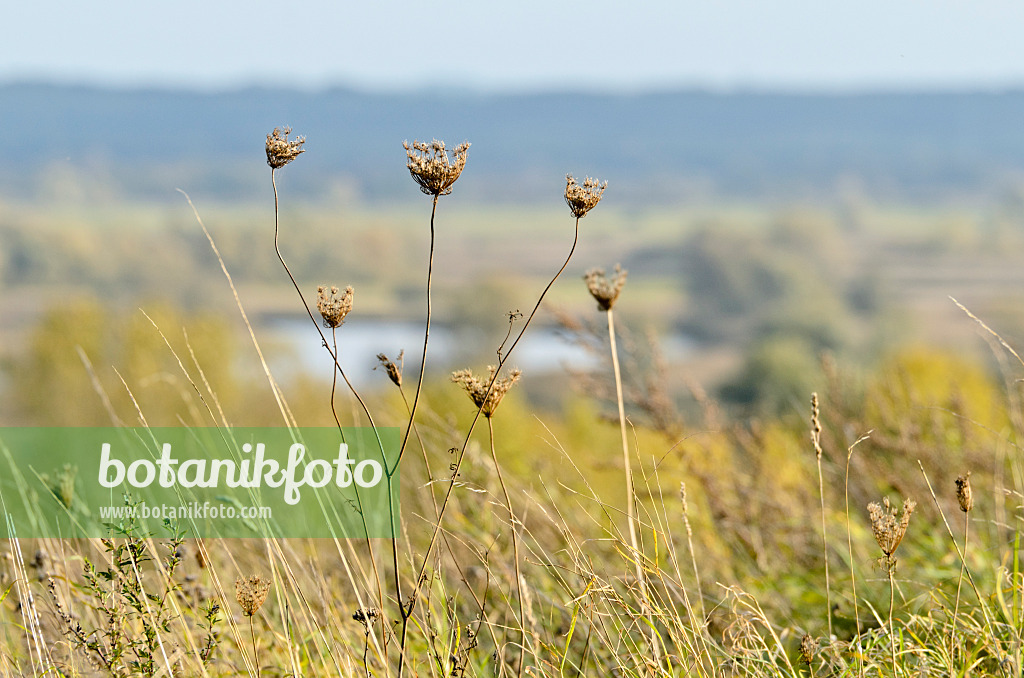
[[583, 264, 627, 311], [235, 575, 270, 616], [404, 139, 470, 196], [565, 174, 606, 218], [867, 497, 916, 560], [265, 127, 306, 169], [955, 472, 973, 513], [451, 366, 522, 418], [317, 285, 354, 329], [376, 351, 404, 387], [799, 634, 816, 666]]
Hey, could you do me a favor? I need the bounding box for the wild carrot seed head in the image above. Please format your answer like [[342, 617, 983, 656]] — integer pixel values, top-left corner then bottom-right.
[[451, 365, 522, 418], [583, 264, 627, 311], [265, 127, 306, 169], [235, 575, 270, 616], [317, 285, 353, 329], [867, 496, 916, 559], [565, 175, 607, 218], [375, 351, 404, 387], [403, 139, 470, 196]]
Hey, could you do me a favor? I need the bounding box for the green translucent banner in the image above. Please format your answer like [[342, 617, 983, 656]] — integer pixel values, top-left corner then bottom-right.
[[0, 427, 400, 538]]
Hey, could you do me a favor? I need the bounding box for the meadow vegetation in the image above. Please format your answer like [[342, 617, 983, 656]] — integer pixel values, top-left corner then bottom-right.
[[2, 130, 1024, 677]]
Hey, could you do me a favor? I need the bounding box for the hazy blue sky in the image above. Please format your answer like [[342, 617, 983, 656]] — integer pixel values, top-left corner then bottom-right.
[[7, 1, 1024, 92]]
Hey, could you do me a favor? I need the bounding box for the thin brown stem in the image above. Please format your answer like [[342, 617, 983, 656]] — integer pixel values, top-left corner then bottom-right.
[[952, 512, 969, 673], [250, 616, 259, 678], [393, 193, 438, 475], [330, 328, 342, 431], [888, 564, 898, 677], [487, 416, 528, 678], [397, 216, 581, 677]]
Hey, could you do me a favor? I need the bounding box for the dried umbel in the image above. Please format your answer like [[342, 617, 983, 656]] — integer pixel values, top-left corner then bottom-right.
[[352, 607, 380, 627], [235, 575, 270, 616], [583, 264, 627, 311], [868, 497, 916, 563], [955, 472, 974, 513], [564, 175, 607, 218], [317, 285, 353, 329], [266, 127, 306, 169], [403, 139, 470, 196], [451, 366, 522, 418], [376, 351, 404, 387]]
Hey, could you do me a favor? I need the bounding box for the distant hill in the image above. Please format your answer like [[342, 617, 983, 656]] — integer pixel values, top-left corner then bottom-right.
[[5, 82, 1024, 204]]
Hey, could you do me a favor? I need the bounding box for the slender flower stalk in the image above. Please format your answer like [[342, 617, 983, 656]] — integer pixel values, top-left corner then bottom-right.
[[236, 575, 270, 678], [266, 128, 390, 655], [451, 367, 527, 674], [868, 497, 916, 675], [584, 263, 659, 663], [397, 173, 604, 678]]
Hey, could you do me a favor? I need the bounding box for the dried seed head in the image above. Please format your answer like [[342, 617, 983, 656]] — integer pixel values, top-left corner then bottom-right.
[[810, 392, 823, 460], [266, 127, 306, 169], [565, 174, 607, 218], [583, 264, 627, 311], [403, 139, 470, 196], [317, 285, 354, 329], [450, 365, 522, 418], [352, 607, 380, 626], [235, 575, 270, 616], [867, 496, 916, 559], [376, 351, 404, 387], [799, 634, 816, 666], [955, 472, 973, 513]]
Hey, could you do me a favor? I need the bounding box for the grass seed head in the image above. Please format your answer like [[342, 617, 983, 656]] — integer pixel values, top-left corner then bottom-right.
[[376, 351, 404, 387], [266, 127, 306, 169], [317, 285, 353, 329], [799, 634, 816, 665], [451, 365, 522, 418], [583, 264, 627, 311], [404, 139, 470, 196], [565, 174, 607, 218], [235, 575, 270, 616], [956, 472, 974, 513], [868, 496, 916, 563]]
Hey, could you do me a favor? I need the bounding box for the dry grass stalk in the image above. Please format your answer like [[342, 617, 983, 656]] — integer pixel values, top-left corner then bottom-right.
[[451, 366, 522, 418], [316, 285, 354, 329], [265, 127, 306, 169], [403, 139, 470, 196], [583, 264, 627, 311], [953, 471, 973, 669], [810, 392, 832, 639], [564, 175, 606, 218]]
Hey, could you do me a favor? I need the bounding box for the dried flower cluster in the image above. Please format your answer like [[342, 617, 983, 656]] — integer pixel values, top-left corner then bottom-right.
[[868, 497, 916, 564], [376, 351, 404, 387], [403, 139, 470, 196], [317, 285, 354, 329], [565, 175, 607, 218], [266, 127, 306, 169], [352, 607, 381, 627], [955, 472, 974, 513], [450, 366, 522, 418], [235, 575, 270, 616], [583, 264, 627, 311]]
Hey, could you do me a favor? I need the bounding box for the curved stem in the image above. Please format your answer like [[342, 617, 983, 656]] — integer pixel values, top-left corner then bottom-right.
[[272, 169, 392, 655], [488, 416, 527, 678], [393, 193, 438, 475], [398, 216, 581, 676]]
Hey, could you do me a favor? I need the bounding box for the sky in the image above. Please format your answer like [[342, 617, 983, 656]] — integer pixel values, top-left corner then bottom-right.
[[6, 1, 1024, 92]]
